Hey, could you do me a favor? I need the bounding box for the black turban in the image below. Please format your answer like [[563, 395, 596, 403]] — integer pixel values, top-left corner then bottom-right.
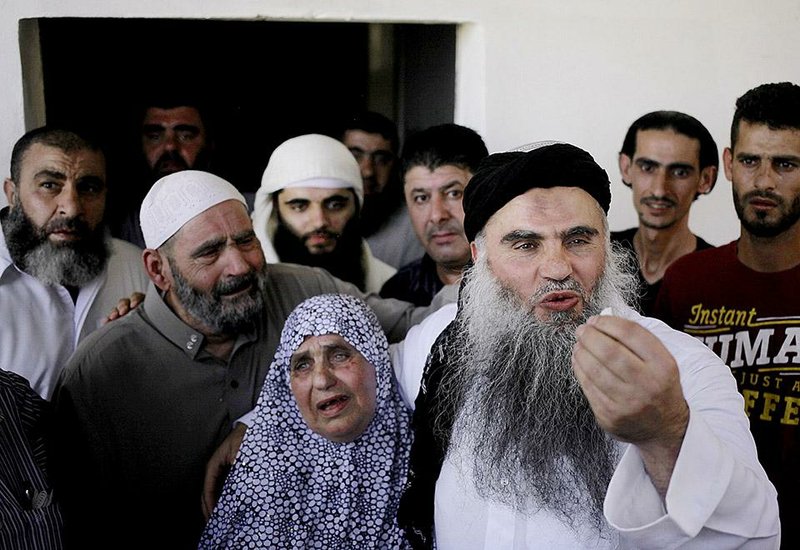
[[462, 143, 611, 242]]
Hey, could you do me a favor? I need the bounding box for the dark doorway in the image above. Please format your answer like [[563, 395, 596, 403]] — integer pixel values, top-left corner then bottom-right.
[[35, 17, 455, 222]]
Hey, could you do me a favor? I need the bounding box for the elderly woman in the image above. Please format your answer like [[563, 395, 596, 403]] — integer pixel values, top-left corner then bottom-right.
[[199, 294, 412, 549]]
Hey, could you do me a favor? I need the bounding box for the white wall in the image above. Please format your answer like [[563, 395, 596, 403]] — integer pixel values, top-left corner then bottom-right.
[[2, 0, 799, 245]]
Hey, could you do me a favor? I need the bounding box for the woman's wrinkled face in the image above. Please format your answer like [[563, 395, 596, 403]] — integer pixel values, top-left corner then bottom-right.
[[289, 334, 378, 443]]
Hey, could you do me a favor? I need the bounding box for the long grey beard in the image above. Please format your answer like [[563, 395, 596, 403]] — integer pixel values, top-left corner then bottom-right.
[[440, 244, 637, 529], [3, 201, 108, 287]]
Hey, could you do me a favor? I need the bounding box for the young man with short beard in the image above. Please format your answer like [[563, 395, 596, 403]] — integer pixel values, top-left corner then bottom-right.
[[655, 81, 800, 547], [0, 127, 148, 399], [253, 134, 395, 292], [394, 143, 779, 548]]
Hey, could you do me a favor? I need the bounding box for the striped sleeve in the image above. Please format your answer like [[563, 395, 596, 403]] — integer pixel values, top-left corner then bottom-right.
[[0, 369, 64, 549]]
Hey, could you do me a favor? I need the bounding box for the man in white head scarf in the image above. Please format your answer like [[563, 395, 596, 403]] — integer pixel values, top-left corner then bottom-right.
[[253, 134, 395, 292]]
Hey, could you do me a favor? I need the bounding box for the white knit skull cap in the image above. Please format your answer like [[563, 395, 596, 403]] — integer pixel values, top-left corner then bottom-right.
[[140, 170, 247, 249], [260, 134, 363, 206], [507, 139, 564, 152]]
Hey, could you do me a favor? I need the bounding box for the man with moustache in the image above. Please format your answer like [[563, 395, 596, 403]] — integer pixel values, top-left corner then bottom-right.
[[613, 111, 718, 315], [115, 97, 214, 248], [52, 170, 445, 548], [381, 124, 488, 306], [341, 111, 424, 268], [0, 127, 148, 399], [395, 143, 779, 548], [655, 82, 800, 547], [253, 134, 395, 292], [140, 101, 211, 181]]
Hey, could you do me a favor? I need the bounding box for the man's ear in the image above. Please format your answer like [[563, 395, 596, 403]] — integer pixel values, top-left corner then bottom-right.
[[698, 165, 717, 195], [4, 178, 17, 206], [470, 240, 479, 262], [143, 249, 171, 291], [618, 154, 633, 188], [723, 147, 734, 183]]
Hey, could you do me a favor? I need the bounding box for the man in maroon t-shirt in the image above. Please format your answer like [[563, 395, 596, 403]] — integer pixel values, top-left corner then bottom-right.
[[655, 81, 800, 547]]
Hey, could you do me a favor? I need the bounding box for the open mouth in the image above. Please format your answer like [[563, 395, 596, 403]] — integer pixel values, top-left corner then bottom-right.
[[220, 285, 251, 299], [317, 395, 350, 415], [219, 278, 254, 295]]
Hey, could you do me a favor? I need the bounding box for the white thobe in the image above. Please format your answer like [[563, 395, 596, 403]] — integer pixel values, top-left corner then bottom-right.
[[392, 303, 781, 548], [0, 228, 148, 398]]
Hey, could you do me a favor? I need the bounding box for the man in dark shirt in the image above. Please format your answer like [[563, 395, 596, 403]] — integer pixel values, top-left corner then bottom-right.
[[612, 111, 718, 315], [0, 369, 63, 549], [381, 124, 488, 305]]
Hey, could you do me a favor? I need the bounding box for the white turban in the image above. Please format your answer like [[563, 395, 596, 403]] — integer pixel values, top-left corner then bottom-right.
[[140, 170, 247, 249], [252, 134, 362, 262]]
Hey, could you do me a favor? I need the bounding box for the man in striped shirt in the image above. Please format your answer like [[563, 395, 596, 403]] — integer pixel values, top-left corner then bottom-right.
[[0, 368, 63, 548]]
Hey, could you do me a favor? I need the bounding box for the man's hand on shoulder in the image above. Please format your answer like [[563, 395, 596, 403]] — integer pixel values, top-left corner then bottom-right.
[[572, 313, 689, 497], [104, 292, 145, 324], [201, 422, 247, 520]]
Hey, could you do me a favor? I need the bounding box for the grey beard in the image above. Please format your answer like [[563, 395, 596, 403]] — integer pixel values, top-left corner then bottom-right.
[[171, 261, 267, 334], [24, 243, 107, 288], [2, 202, 108, 288], [440, 243, 637, 530]]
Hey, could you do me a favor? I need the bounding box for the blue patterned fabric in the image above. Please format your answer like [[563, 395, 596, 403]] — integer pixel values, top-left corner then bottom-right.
[[200, 294, 412, 549]]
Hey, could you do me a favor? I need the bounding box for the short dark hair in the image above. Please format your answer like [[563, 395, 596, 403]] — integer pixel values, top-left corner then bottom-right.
[[401, 124, 488, 177], [620, 110, 719, 173], [138, 92, 213, 138], [10, 127, 103, 184], [620, 110, 719, 198], [730, 82, 800, 149], [341, 111, 399, 154]]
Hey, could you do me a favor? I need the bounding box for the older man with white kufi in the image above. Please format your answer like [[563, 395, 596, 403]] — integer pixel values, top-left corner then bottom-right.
[[51, 169, 273, 548], [51, 169, 453, 549]]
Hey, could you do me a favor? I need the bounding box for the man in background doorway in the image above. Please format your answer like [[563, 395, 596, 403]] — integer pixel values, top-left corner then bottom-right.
[[341, 111, 424, 269], [114, 96, 215, 248]]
